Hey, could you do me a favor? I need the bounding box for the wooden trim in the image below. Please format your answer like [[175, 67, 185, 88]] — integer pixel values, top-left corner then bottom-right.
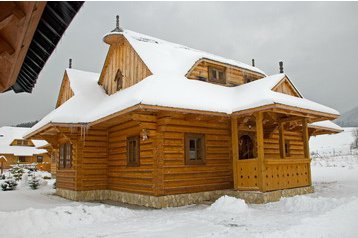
[[231, 116, 239, 189], [265, 158, 310, 165], [184, 133, 206, 165], [233, 103, 339, 121]]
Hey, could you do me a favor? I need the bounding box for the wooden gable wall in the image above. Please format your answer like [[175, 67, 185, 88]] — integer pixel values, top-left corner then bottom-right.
[[186, 59, 264, 86], [56, 72, 74, 108], [272, 78, 301, 97], [98, 38, 152, 95]]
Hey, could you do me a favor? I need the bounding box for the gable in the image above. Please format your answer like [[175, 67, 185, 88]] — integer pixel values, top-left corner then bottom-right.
[[98, 37, 152, 95], [186, 58, 265, 86], [272, 77, 302, 97], [56, 71, 74, 108], [10, 139, 34, 147]]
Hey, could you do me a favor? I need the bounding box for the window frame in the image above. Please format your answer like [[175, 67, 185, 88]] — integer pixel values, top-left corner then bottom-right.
[[18, 156, 26, 163], [184, 133, 206, 165], [37, 156, 43, 163], [115, 69, 123, 91], [127, 136, 140, 167], [59, 143, 72, 169], [208, 66, 226, 84]]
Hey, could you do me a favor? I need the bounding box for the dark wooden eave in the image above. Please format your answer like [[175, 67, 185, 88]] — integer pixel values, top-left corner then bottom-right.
[[0, 1, 84, 93]]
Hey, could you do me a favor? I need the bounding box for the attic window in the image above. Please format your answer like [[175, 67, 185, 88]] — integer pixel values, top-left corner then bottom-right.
[[208, 66, 226, 84], [115, 69, 123, 91], [244, 75, 254, 84]]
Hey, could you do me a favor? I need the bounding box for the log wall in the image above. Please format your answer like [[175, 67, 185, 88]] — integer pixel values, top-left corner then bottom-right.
[[99, 39, 151, 95]]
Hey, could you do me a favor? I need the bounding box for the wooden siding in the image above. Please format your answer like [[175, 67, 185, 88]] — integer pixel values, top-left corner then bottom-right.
[[158, 114, 233, 195], [56, 72, 74, 108], [107, 117, 156, 195], [77, 128, 108, 191], [187, 60, 264, 86], [0, 153, 50, 169], [99, 38, 151, 95]]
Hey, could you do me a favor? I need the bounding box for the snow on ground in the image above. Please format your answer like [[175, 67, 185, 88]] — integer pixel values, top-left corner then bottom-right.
[[0, 129, 357, 237]]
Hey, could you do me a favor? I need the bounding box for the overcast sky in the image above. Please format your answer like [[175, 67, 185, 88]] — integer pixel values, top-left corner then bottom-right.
[[0, 1, 357, 126]]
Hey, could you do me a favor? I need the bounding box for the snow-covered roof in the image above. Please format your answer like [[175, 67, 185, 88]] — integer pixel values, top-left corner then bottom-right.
[[0, 127, 47, 156], [25, 29, 340, 137], [107, 30, 266, 76], [309, 121, 343, 132], [26, 67, 339, 137]]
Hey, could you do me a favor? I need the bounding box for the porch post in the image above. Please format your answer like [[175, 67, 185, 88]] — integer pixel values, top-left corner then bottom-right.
[[231, 115, 239, 190], [302, 118, 312, 185], [256, 112, 266, 192]]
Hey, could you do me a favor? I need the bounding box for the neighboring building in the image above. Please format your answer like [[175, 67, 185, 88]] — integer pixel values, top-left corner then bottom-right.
[[0, 1, 83, 93], [0, 126, 49, 171], [25, 17, 342, 207]]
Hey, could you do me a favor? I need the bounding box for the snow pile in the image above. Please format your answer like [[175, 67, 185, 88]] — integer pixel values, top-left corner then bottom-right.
[[277, 195, 350, 213], [0, 205, 133, 237], [207, 196, 248, 213]]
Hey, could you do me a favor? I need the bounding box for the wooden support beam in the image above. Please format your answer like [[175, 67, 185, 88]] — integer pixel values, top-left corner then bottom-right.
[[279, 121, 285, 158], [302, 117, 312, 185], [256, 111, 266, 192], [231, 115, 239, 190], [0, 35, 15, 56]]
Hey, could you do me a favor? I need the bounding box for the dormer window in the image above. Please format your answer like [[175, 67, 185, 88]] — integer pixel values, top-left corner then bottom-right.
[[208, 66, 226, 84], [244, 75, 254, 84], [115, 69, 123, 91]]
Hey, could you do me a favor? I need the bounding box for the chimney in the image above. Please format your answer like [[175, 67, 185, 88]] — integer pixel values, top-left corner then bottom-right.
[[252, 59, 255, 67], [69, 58, 72, 69], [279, 61, 284, 73], [103, 15, 124, 45]]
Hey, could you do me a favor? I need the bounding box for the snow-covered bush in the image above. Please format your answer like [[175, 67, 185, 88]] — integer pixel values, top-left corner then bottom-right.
[[1, 179, 17, 191], [208, 196, 248, 213], [28, 175, 40, 190], [9, 166, 25, 181]]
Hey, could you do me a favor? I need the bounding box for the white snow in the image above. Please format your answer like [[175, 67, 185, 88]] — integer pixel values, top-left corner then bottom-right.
[[310, 127, 356, 156], [26, 69, 339, 138], [0, 126, 47, 156], [1, 147, 357, 237]]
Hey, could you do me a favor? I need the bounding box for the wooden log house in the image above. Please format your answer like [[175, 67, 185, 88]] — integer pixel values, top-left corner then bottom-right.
[[24, 17, 342, 207], [0, 126, 50, 171]]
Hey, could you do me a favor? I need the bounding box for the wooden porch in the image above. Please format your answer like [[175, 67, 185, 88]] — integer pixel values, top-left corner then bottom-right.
[[231, 107, 326, 192]]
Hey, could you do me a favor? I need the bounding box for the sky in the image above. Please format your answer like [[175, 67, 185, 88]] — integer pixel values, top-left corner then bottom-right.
[[0, 1, 357, 126]]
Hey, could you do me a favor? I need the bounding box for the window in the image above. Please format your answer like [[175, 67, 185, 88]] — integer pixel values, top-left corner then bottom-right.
[[285, 140, 290, 157], [239, 135, 254, 159], [243, 75, 254, 84], [59, 143, 72, 169], [37, 156, 43, 163], [18, 156, 26, 163], [115, 69, 123, 91], [208, 66, 226, 83], [185, 133, 205, 165], [127, 136, 140, 166]]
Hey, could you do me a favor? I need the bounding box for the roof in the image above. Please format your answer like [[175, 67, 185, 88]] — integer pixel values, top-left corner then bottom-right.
[[26, 68, 339, 137], [0, 127, 47, 156], [10, 1, 84, 93], [117, 30, 266, 77], [309, 121, 343, 133], [25, 29, 340, 137]]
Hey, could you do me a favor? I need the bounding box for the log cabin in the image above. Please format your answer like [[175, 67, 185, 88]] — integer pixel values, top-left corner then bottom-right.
[[24, 17, 342, 207], [0, 126, 50, 172]]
